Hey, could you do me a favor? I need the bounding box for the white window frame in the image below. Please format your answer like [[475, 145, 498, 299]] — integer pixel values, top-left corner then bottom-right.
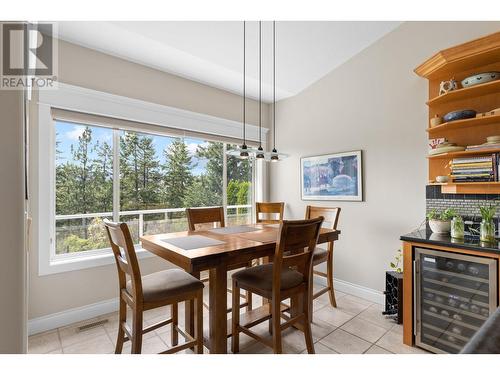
[[36, 83, 267, 275]]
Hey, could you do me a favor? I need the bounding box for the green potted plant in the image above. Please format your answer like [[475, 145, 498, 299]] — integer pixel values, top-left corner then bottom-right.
[[426, 208, 456, 234], [390, 249, 403, 273], [479, 204, 497, 243], [451, 214, 464, 239]]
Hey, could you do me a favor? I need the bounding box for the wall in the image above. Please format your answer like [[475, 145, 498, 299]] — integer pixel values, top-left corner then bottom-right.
[[269, 22, 500, 295], [29, 40, 269, 321], [0, 88, 27, 349]]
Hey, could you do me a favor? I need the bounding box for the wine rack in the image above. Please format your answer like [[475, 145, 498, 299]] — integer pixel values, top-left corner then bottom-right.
[[383, 271, 403, 324], [415, 247, 497, 354]]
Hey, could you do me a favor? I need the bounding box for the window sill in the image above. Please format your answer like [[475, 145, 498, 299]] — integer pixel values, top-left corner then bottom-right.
[[38, 247, 155, 276]]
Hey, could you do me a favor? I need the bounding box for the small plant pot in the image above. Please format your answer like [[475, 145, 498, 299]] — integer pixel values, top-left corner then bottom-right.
[[451, 216, 464, 239], [428, 219, 451, 234], [480, 219, 496, 243]]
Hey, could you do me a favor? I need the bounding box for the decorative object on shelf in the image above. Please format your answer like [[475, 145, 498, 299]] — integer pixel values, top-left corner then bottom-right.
[[430, 115, 443, 127], [476, 107, 500, 118], [436, 175, 449, 183], [486, 135, 500, 144], [301, 150, 363, 201], [428, 141, 466, 155], [382, 271, 403, 324], [439, 78, 458, 95], [461, 71, 500, 88], [478, 204, 496, 243], [443, 109, 477, 122], [450, 155, 495, 182], [451, 215, 465, 239], [465, 136, 500, 152], [428, 137, 445, 151], [427, 208, 456, 233]]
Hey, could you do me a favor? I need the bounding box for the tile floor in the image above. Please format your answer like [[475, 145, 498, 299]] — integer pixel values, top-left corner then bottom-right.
[[28, 284, 429, 354]]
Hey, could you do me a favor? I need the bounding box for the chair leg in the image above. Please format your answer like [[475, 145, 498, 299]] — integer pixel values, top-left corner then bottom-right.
[[271, 299, 282, 354], [231, 279, 240, 353], [115, 298, 126, 354], [171, 302, 178, 347], [327, 252, 337, 308], [246, 291, 252, 312], [131, 309, 143, 354], [302, 293, 315, 354], [195, 293, 204, 354]]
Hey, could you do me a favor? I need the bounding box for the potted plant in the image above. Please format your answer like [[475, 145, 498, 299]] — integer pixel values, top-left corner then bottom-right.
[[479, 204, 497, 243], [426, 208, 456, 234], [390, 249, 403, 273], [451, 214, 464, 239]]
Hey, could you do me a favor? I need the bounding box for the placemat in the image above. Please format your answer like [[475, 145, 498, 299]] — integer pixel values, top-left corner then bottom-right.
[[208, 225, 260, 235], [161, 235, 225, 250]]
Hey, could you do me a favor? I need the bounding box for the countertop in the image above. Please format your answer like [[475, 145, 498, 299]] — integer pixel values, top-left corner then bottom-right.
[[401, 229, 500, 254]]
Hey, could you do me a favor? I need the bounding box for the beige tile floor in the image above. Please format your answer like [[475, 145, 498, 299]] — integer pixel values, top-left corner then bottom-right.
[[28, 284, 429, 354]]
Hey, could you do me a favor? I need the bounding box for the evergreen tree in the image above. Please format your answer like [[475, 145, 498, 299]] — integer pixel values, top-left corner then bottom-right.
[[71, 126, 95, 214], [94, 141, 113, 212], [163, 138, 193, 208]]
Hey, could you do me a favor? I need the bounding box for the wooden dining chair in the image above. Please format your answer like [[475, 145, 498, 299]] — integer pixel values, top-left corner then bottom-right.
[[255, 202, 285, 224], [231, 217, 324, 354], [305, 205, 341, 309], [104, 219, 204, 354], [185, 206, 252, 312]]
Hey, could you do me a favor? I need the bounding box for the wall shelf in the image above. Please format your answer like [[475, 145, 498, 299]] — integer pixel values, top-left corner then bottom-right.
[[427, 114, 500, 134], [428, 148, 500, 159], [426, 79, 500, 107]]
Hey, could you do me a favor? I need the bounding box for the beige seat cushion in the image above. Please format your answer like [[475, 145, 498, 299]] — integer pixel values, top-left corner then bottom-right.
[[232, 263, 304, 292], [127, 269, 203, 303]]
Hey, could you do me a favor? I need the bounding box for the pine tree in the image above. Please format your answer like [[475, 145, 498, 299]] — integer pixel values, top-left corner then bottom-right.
[[71, 126, 95, 214], [163, 138, 193, 209], [94, 141, 113, 212]]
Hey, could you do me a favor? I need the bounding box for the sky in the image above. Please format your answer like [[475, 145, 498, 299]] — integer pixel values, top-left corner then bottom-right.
[[55, 121, 210, 176]]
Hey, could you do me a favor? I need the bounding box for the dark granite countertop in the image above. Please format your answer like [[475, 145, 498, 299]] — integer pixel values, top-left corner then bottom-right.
[[401, 229, 500, 254]]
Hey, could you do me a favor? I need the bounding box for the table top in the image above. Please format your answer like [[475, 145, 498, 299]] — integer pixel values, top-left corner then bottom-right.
[[141, 223, 340, 272]]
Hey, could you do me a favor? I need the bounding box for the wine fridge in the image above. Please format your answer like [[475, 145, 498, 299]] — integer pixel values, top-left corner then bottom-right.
[[415, 247, 497, 354]]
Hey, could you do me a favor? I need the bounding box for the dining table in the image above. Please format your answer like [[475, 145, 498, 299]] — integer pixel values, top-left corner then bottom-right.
[[140, 223, 340, 353]]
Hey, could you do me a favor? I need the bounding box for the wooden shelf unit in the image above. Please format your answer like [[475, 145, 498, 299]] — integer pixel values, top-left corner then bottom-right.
[[416, 31, 500, 195]]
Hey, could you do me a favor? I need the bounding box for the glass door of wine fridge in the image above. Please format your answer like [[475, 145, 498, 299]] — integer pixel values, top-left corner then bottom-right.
[[415, 247, 497, 354]]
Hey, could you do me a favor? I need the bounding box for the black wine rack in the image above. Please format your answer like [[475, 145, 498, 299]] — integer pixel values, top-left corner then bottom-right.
[[383, 271, 403, 324]]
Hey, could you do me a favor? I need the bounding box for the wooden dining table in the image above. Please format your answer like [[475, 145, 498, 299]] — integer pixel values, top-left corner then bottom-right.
[[140, 223, 340, 353]]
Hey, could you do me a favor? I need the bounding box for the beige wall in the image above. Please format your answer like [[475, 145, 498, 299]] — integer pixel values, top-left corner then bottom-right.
[[29, 40, 268, 320], [0, 89, 27, 351], [269, 22, 500, 294]]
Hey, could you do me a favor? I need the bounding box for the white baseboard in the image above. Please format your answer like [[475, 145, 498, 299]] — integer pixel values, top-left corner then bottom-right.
[[29, 278, 384, 336], [314, 275, 384, 305], [28, 298, 119, 336]]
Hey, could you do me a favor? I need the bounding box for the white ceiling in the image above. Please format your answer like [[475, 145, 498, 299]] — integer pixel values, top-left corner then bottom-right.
[[56, 21, 402, 102]]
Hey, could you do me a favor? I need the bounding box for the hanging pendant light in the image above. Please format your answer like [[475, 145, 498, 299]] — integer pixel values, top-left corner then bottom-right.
[[256, 20, 265, 160], [239, 21, 249, 159], [265, 20, 288, 163]]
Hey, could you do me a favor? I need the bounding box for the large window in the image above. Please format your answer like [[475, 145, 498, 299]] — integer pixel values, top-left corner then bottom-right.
[[54, 121, 255, 256]]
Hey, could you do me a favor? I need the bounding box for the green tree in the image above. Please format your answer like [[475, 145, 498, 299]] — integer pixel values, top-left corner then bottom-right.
[[163, 138, 193, 208], [94, 141, 113, 212], [70, 126, 96, 214]]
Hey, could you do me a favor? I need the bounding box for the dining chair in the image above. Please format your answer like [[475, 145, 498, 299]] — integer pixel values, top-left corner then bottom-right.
[[255, 202, 285, 224], [185, 206, 253, 312], [305, 205, 341, 309], [231, 217, 324, 354], [104, 219, 204, 354]]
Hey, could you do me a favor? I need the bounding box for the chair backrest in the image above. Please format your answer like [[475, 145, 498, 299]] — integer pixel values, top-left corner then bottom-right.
[[186, 206, 225, 231], [103, 219, 143, 302], [305, 205, 341, 230], [256, 202, 285, 224], [273, 217, 324, 294]]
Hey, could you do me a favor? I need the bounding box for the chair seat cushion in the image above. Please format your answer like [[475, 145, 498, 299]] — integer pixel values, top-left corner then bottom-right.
[[127, 269, 204, 303], [313, 247, 329, 261], [232, 263, 304, 292]]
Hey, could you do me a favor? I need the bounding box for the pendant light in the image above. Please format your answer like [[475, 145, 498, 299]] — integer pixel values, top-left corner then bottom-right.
[[239, 20, 249, 159], [256, 20, 265, 159]]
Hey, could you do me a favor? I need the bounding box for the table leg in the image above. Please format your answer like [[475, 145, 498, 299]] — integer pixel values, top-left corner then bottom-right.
[[185, 271, 200, 343], [209, 264, 228, 354]]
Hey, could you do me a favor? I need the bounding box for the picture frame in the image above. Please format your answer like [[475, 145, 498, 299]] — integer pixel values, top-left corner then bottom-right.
[[300, 150, 363, 201]]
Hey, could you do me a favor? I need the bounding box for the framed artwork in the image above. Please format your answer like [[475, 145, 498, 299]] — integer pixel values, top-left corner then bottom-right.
[[301, 150, 363, 201]]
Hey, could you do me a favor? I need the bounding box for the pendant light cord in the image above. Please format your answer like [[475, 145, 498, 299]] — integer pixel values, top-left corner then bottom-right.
[[273, 20, 276, 151], [243, 21, 246, 147], [258, 21, 262, 148]]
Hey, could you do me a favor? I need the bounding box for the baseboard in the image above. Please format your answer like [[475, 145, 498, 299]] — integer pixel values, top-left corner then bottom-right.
[[28, 298, 119, 336], [314, 275, 384, 305], [29, 278, 384, 336]]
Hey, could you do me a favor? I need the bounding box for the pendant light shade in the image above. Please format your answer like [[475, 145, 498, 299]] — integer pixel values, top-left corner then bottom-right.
[[256, 21, 265, 160]]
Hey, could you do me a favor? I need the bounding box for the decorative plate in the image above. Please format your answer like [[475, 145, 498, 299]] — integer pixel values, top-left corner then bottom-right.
[[461, 72, 500, 88], [443, 109, 477, 122]]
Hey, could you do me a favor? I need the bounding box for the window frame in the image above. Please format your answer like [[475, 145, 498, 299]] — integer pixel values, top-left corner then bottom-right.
[[36, 83, 267, 275]]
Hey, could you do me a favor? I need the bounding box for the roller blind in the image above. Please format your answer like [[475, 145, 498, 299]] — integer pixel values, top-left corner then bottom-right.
[[51, 108, 259, 146]]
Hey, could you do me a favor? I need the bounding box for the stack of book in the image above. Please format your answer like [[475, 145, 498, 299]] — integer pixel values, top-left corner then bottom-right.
[[450, 155, 498, 182]]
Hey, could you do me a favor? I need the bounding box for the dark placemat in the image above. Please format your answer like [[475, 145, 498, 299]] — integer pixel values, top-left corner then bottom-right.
[[208, 225, 260, 235], [161, 235, 225, 250]]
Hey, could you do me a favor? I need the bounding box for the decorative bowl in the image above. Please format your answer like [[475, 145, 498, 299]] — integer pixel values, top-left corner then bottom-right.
[[486, 135, 500, 144], [461, 72, 500, 88], [443, 109, 477, 122], [436, 175, 449, 183], [429, 219, 451, 234]]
